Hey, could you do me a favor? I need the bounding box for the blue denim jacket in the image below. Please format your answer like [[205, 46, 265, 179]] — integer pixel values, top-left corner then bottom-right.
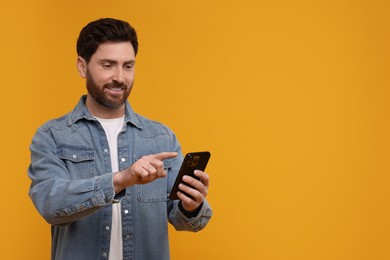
[[28, 96, 212, 260]]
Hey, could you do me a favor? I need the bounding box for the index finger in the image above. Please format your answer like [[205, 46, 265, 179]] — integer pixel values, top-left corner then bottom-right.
[[151, 152, 178, 161]]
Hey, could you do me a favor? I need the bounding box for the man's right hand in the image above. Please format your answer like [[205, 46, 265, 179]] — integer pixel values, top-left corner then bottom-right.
[[113, 152, 178, 193]]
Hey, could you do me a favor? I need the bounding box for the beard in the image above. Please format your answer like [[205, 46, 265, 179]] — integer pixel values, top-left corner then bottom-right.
[[86, 70, 133, 109]]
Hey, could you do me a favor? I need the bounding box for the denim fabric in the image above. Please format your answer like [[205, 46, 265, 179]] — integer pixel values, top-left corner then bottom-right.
[[28, 96, 212, 260]]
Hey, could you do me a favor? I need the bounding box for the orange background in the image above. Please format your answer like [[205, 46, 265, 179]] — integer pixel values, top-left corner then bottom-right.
[[1, 0, 389, 259]]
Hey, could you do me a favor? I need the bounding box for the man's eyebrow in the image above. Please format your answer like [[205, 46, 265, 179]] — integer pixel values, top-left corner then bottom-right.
[[99, 59, 117, 64], [99, 59, 135, 64]]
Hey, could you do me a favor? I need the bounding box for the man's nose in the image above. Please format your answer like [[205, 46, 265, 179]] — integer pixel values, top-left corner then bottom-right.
[[112, 67, 125, 83]]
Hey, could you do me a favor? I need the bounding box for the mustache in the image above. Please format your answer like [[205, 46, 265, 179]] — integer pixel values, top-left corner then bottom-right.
[[104, 82, 127, 89]]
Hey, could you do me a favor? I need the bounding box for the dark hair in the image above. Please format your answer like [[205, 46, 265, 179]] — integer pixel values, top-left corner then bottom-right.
[[76, 18, 138, 62]]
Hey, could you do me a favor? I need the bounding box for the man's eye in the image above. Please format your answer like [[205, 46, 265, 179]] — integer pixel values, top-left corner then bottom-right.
[[125, 64, 134, 70], [102, 64, 112, 69]]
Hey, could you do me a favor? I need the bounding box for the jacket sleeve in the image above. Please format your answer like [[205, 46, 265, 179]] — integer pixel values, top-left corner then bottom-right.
[[28, 126, 124, 226], [168, 199, 213, 232]]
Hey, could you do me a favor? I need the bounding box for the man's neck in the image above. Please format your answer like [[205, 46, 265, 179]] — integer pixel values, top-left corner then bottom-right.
[[85, 94, 125, 119]]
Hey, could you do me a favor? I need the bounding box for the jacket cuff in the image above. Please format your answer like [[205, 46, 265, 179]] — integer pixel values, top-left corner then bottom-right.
[[178, 201, 203, 218], [94, 173, 124, 204]]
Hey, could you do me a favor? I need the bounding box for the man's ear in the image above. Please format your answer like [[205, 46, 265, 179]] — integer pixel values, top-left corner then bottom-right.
[[77, 56, 87, 78]]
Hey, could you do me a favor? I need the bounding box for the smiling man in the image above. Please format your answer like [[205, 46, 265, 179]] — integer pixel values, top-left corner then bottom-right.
[[28, 18, 212, 260], [79, 41, 135, 116]]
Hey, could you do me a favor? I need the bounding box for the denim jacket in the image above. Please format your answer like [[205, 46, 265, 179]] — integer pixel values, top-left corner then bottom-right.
[[28, 96, 212, 260]]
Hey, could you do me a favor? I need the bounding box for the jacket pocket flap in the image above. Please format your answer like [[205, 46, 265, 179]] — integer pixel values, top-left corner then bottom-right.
[[57, 145, 95, 162]]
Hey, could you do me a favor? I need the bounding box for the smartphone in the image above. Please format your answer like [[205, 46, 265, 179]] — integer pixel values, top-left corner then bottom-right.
[[169, 151, 211, 200]]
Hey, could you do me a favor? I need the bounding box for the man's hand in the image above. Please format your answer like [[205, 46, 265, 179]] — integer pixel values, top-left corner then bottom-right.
[[177, 170, 210, 212], [113, 152, 178, 193]]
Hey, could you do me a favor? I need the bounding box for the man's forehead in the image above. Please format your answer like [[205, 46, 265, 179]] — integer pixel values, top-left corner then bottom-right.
[[93, 41, 135, 60]]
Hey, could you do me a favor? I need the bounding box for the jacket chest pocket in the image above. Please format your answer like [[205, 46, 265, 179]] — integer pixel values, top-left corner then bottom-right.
[[136, 159, 173, 203], [57, 145, 95, 179]]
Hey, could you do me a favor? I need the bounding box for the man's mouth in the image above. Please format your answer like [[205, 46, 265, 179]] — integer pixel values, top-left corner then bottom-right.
[[109, 87, 124, 91], [105, 83, 126, 93]]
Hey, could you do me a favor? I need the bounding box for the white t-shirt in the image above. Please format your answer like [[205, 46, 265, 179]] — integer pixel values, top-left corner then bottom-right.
[[95, 116, 125, 260]]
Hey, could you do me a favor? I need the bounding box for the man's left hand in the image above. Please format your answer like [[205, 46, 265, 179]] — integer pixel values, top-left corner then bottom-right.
[[177, 170, 210, 212]]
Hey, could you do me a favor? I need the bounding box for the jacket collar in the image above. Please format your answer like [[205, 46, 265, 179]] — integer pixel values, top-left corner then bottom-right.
[[67, 95, 143, 129]]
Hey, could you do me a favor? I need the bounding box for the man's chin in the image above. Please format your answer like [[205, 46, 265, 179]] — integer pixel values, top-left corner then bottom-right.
[[98, 97, 126, 109]]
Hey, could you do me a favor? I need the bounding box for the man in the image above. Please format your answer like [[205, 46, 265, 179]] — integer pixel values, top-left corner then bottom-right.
[[28, 18, 212, 260]]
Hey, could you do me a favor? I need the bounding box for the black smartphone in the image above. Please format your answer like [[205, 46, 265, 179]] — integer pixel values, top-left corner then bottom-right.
[[169, 151, 211, 200]]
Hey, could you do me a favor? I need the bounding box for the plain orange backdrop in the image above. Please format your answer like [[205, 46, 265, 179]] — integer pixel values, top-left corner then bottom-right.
[[1, 0, 389, 259]]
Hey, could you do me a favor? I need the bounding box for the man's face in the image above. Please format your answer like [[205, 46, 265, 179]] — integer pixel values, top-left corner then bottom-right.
[[84, 41, 136, 110]]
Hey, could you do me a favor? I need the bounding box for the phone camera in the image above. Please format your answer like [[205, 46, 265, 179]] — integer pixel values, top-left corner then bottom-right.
[[187, 155, 200, 167]]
